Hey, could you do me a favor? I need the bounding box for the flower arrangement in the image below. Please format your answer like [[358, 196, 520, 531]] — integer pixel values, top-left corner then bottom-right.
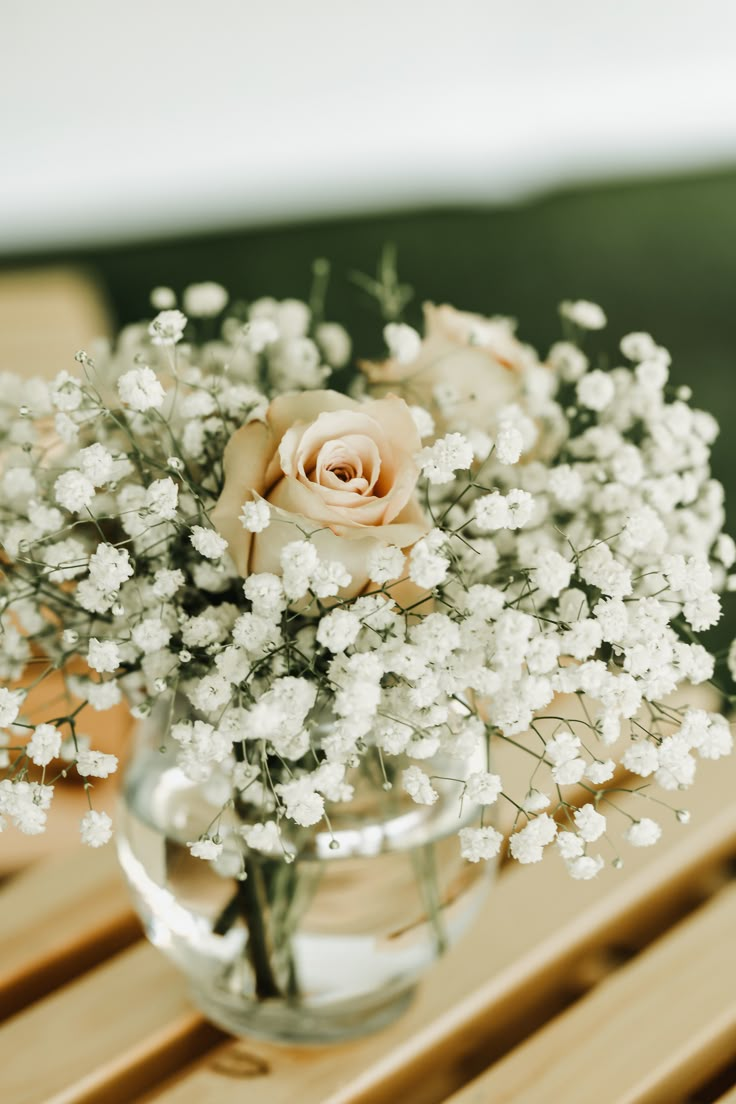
[[1, 260, 734, 890]]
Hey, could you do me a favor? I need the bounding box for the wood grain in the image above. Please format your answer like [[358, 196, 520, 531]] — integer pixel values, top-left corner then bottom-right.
[[0, 755, 733, 1104], [0, 846, 138, 1018], [140, 755, 736, 1104], [446, 885, 736, 1104], [0, 942, 221, 1104]]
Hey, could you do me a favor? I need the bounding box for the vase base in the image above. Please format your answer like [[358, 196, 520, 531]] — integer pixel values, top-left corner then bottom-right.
[[189, 979, 417, 1044]]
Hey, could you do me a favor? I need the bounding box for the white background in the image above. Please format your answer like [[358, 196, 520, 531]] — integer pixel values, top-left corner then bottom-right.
[[2, 0, 736, 251]]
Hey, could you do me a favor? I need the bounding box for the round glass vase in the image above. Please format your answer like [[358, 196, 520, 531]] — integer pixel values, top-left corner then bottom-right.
[[116, 701, 494, 1044]]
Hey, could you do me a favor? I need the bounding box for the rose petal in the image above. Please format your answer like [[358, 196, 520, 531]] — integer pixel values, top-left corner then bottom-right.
[[267, 390, 357, 443], [210, 421, 274, 574], [268, 470, 413, 529], [424, 303, 524, 369], [213, 390, 429, 594], [250, 502, 428, 600], [360, 312, 524, 432]]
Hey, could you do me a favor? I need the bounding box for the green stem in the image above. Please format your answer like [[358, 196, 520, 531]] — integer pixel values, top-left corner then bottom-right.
[[239, 857, 283, 1000]]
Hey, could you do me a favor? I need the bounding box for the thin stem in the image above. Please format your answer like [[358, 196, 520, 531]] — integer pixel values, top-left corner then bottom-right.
[[239, 857, 283, 1000]]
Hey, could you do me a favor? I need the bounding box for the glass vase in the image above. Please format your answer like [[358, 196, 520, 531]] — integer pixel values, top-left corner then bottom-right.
[[116, 701, 494, 1043]]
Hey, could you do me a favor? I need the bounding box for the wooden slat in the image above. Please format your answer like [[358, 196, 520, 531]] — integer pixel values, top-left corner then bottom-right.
[[446, 885, 736, 1104], [0, 692, 728, 1104], [132, 755, 736, 1104], [0, 942, 222, 1104], [0, 845, 139, 1018], [1, 762, 733, 1104]]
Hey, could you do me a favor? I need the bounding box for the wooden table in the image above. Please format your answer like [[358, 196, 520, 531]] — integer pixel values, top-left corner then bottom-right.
[[1, 747, 735, 1104]]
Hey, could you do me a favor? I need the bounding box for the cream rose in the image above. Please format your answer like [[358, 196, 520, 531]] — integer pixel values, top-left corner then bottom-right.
[[362, 303, 534, 432], [211, 390, 429, 599]]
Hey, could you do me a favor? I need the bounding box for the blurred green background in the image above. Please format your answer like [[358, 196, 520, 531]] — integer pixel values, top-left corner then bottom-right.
[[4, 165, 735, 643]]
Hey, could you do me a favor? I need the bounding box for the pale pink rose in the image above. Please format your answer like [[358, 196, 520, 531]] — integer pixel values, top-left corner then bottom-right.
[[362, 303, 533, 431], [211, 390, 429, 600]]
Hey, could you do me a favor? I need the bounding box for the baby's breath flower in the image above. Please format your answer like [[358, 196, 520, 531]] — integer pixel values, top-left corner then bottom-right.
[[384, 322, 421, 364], [150, 287, 176, 310], [239, 499, 270, 533], [532, 548, 574, 598], [715, 534, 736, 569], [78, 443, 114, 486], [408, 405, 435, 440], [54, 470, 95, 512], [409, 535, 449, 590], [625, 818, 662, 847], [495, 421, 523, 465], [275, 299, 311, 339], [26, 724, 62, 766], [276, 778, 324, 827], [145, 477, 179, 520], [51, 370, 83, 412], [188, 837, 223, 860], [183, 282, 228, 318], [243, 572, 286, 614], [522, 792, 551, 815], [464, 771, 502, 805], [316, 609, 361, 653], [316, 322, 351, 369], [149, 309, 187, 346], [556, 831, 584, 859], [243, 318, 279, 353], [402, 765, 438, 806], [418, 432, 474, 485], [509, 814, 557, 864], [548, 341, 588, 381], [87, 638, 121, 674], [310, 559, 351, 598], [85, 681, 122, 711], [655, 737, 696, 791], [576, 370, 615, 412], [117, 366, 165, 411], [80, 810, 113, 847], [560, 299, 607, 330], [573, 804, 606, 842], [585, 759, 615, 784], [190, 526, 228, 560], [131, 618, 172, 655], [89, 544, 133, 591], [622, 741, 659, 777], [27, 502, 63, 535], [567, 854, 604, 880], [620, 331, 658, 362], [367, 544, 405, 584], [635, 357, 669, 390], [280, 540, 319, 600], [152, 568, 185, 600], [242, 821, 282, 854], [459, 826, 503, 862], [76, 749, 118, 778], [0, 688, 24, 727], [475, 488, 533, 531]]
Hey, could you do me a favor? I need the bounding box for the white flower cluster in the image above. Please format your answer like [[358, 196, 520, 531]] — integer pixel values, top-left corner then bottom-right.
[[0, 287, 733, 883]]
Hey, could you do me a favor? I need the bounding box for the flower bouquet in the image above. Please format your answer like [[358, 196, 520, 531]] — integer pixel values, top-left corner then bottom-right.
[[1, 258, 733, 1041]]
